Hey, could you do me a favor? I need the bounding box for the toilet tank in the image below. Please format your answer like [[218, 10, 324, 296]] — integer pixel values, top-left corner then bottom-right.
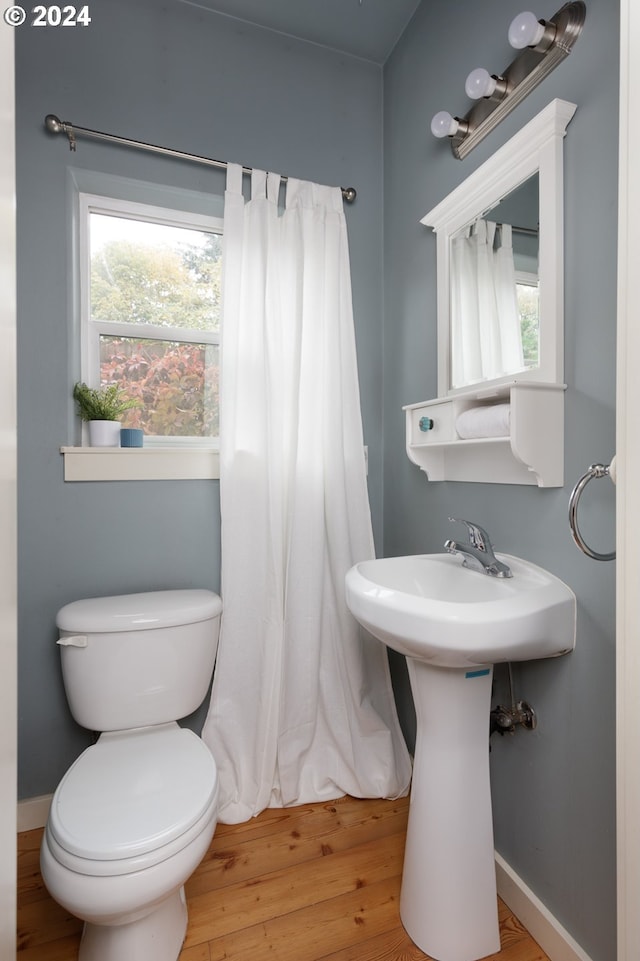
[[56, 589, 223, 732]]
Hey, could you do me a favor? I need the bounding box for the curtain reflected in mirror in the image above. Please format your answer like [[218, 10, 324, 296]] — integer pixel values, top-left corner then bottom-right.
[[449, 175, 539, 390]]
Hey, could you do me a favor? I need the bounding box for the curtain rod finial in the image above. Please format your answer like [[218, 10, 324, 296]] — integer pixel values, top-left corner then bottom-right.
[[44, 114, 76, 151], [45, 114, 63, 134], [342, 187, 357, 204]]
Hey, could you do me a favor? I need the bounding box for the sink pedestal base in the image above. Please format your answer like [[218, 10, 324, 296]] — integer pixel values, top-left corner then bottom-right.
[[400, 660, 500, 961]]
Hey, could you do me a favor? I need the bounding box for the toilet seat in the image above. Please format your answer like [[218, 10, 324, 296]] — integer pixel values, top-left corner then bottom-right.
[[47, 723, 217, 877]]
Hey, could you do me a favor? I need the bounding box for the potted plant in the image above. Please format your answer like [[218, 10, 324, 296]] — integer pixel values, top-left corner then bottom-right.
[[73, 382, 139, 447]]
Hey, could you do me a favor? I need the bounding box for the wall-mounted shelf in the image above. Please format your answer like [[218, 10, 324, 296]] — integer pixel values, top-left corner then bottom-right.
[[404, 381, 565, 486], [60, 446, 219, 481]]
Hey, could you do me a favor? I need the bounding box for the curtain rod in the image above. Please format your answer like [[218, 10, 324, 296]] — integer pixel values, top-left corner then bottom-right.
[[44, 114, 357, 204], [500, 224, 540, 237], [492, 220, 538, 237]]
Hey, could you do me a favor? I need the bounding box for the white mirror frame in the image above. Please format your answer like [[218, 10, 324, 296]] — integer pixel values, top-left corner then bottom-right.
[[422, 98, 577, 397]]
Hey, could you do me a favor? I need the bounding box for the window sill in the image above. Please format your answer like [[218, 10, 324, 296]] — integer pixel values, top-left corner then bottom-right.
[[60, 446, 220, 481]]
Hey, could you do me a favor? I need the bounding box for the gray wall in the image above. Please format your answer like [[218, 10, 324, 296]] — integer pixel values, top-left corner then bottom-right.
[[383, 1, 618, 960], [16, 0, 384, 797]]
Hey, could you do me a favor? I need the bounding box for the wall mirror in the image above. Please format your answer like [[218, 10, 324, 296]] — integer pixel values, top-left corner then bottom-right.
[[422, 99, 576, 397]]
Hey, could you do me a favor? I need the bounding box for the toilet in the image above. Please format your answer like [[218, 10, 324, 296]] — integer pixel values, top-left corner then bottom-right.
[[40, 588, 223, 961]]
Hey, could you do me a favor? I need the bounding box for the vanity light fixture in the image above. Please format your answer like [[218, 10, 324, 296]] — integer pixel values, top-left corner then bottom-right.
[[430, 1, 585, 160]]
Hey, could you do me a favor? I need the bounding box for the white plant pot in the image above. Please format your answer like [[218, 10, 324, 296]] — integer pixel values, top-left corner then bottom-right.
[[89, 420, 121, 447]]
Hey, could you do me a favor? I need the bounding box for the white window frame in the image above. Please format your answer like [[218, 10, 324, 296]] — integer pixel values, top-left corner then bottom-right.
[[78, 192, 223, 450]]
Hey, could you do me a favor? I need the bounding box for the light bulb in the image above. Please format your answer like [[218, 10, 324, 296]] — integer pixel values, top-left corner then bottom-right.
[[465, 67, 497, 100], [508, 11, 546, 49], [431, 110, 458, 139]]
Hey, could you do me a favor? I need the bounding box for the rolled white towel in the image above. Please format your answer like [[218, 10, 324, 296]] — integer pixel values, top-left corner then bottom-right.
[[456, 403, 511, 439]]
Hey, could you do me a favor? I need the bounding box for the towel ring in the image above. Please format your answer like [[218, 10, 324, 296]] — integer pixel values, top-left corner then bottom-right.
[[568, 463, 616, 562]]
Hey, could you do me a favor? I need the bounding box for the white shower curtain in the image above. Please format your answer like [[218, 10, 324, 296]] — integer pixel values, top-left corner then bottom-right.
[[202, 164, 412, 824], [450, 219, 524, 388]]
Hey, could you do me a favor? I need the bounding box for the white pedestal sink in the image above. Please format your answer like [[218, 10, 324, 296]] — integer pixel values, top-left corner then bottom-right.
[[345, 552, 576, 961]]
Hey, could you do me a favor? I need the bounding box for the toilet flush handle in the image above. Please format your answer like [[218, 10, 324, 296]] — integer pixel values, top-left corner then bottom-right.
[[57, 635, 88, 647]]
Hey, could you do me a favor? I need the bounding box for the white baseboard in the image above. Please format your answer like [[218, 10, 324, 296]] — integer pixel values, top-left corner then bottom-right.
[[17, 794, 52, 833], [495, 852, 594, 961]]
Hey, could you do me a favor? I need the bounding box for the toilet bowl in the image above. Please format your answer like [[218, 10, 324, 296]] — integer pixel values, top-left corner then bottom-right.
[[40, 589, 223, 961]]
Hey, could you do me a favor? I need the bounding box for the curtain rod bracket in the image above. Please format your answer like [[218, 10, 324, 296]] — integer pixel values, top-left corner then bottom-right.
[[44, 113, 356, 202]]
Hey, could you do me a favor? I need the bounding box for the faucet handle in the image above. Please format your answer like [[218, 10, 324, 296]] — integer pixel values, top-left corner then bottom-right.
[[448, 517, 493, 552]]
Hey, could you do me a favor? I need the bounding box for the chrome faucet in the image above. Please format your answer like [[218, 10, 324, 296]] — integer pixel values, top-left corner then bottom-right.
[[444, 518, 512, 578]]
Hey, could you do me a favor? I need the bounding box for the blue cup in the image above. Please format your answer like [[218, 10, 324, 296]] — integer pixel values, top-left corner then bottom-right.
[[120, 428, 144, 448]]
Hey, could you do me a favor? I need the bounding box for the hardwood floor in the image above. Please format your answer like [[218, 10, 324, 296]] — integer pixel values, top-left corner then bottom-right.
[[17, 794, 550, 961]]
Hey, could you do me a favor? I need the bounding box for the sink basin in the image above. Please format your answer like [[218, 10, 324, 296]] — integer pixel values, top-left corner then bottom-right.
[[345, 552, 576, 961], [345, 552, 576, 668]]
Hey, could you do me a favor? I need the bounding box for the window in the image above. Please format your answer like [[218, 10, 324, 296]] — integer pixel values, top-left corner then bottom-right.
[[79, 194, 223, 447]]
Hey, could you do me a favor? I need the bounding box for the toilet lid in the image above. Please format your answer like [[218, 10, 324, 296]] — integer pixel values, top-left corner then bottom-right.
[[56, 588, 222, 633], [49, 725, 217, 861]]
